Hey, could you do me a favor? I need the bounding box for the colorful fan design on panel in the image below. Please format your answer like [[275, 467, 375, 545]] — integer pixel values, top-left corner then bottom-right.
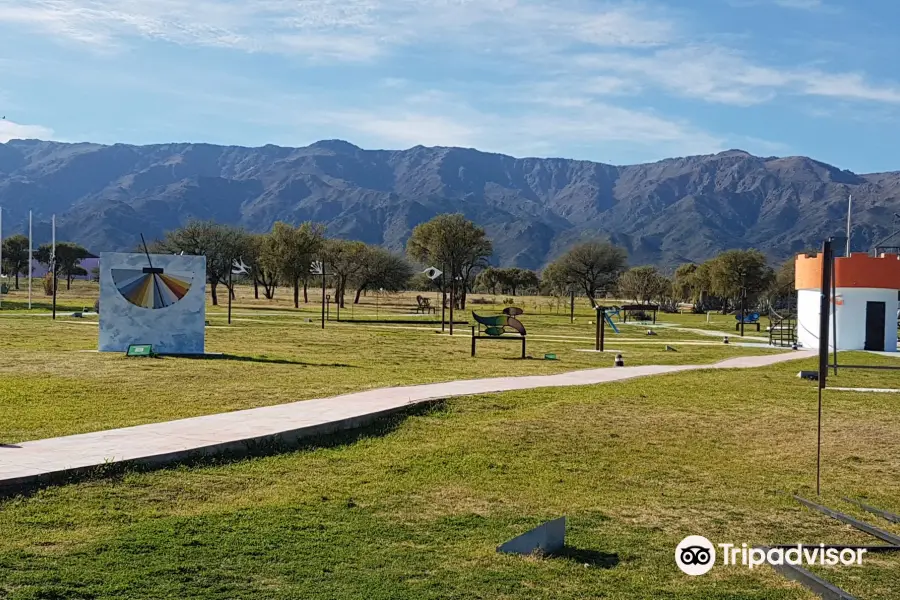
[[111, 267, 193, 309]]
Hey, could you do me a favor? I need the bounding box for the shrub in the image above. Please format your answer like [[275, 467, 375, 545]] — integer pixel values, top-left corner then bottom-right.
[[42, 273, 54, 296]]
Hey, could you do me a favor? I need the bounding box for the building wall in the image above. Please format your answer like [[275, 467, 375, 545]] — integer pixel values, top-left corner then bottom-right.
[[797, 287, 898, 352], [98, 253, 206, 354]]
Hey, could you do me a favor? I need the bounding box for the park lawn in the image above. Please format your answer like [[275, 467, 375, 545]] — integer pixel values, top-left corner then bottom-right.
[[0, 358, 898, 599], [0, 307, 781, 442]]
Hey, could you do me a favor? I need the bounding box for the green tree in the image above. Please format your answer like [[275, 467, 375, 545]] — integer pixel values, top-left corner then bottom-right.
[[351, 246, 413, 304], [247, 233, 279, 300], [267, 222, 325, 308], [493, 267, 540, 296], [150, 220, 245, 306], [708, 249, 774, 312], [325, 239, 368, 308], [544, 240, 627, 304], [474, 267, 502, 295], [35, 242, 91, 290], [673, 263, 698, 303], [406, 214, 492, 309], [618, 265, 669, 304], [769, 256, 796, 304], [1, 234, 29, 290]]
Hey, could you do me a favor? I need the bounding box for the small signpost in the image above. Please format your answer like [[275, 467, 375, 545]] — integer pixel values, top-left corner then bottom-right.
[[126, 344, 154, 357]]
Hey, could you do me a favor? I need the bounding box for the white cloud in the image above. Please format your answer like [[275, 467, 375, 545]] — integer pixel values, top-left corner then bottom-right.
[[0, 0, 675, 61], [0, 119, 54, 142], [728, 0, 829, 10], [299, 89, 724, 159], [570, 45, 900, 106], [773, 0, 824, 9]]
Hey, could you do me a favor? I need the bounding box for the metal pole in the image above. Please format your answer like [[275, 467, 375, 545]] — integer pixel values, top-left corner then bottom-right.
[[321, 264, 326, 330], [740, 287, 746, 338], [570, 291, 575, 323], [845, 195, 852, 257], [595, 308, 601, 351], [831, 249, 838, 376], [449, 275, 455, 336], [0, 206, 3, 309], [51, 214, 57, 320], [28, 210, 32, 309], [600, 309, 605, 351], [228, 268, 233, 325], [817, 239, 833, 496], [441, 264, 446, 333]]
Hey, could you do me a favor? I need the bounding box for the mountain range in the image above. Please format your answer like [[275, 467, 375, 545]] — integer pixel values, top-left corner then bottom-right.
[[1, 138, 898, 270]]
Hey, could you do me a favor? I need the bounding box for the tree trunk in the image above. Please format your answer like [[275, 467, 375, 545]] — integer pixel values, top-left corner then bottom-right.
[[293, 280, 300, 309], [253, 278, 259, 299], [354, 287, 363, 304], [67, 273, 72, 290], [15, 271, 19, 290], [211, 281, 219, 306], [303, 281, 308, 304], [338, 277, 347, 308]]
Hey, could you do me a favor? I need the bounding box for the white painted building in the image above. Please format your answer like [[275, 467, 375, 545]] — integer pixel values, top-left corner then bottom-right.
[[795, 253, 900, 352]]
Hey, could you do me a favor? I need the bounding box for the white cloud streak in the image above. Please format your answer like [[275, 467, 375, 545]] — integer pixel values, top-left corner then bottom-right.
[[0, 119, 55, 142]]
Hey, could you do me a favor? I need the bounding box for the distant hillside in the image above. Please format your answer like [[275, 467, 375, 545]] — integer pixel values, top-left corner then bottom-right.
[[1, 139, 897, 269]]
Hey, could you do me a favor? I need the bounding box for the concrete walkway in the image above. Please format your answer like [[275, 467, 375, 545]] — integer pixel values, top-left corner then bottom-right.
[[0, 350, 815, 495]]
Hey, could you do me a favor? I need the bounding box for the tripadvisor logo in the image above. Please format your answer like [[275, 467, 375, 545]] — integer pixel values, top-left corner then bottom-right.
[[675, 536, 868, 575], [675, 536, 716, 576]]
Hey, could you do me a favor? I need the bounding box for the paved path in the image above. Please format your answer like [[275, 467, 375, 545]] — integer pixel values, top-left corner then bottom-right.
[[0, 350, 815, 495]]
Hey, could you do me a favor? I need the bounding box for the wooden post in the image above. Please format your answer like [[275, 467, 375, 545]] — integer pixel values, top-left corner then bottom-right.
[[600, 310, 605, 352], [521, 335, 526, 359], [570, 291, 575, 323], [595, 308, 605, 352]]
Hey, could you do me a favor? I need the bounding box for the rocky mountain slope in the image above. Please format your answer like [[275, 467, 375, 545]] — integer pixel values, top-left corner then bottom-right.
[[1, 139, 897, 269]]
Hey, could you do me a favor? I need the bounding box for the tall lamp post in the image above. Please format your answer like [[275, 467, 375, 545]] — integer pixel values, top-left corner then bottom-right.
[[51, 214, 57, 320], [0, 206, 3, 309], [423, 266, 444, 328], [311, 260, 327, 329], [229, 258, 250, 325]]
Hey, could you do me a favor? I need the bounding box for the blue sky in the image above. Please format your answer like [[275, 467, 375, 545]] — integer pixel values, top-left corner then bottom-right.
[[1, 0, 899, 172]]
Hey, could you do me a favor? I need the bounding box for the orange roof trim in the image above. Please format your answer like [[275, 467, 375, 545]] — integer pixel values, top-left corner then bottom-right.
[[795, 252, 900, 290]]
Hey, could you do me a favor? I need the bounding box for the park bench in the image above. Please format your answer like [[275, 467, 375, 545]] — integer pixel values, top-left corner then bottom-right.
[[735, 312, 761, 332], [415, 295, 436, 314]]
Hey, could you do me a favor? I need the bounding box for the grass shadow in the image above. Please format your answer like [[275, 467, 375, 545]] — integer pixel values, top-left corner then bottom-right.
[[551, 546, 620, 569], [0, 400, 448, 502], [168, 354, 356, 368]]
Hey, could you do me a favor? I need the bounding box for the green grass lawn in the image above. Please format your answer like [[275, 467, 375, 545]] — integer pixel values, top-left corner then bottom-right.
[[1, 357, 898, 599], [0, 284, 783, 442]]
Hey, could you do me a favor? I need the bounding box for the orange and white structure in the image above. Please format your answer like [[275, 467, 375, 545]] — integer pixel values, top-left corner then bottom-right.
[[795, 252, 900, 352]]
